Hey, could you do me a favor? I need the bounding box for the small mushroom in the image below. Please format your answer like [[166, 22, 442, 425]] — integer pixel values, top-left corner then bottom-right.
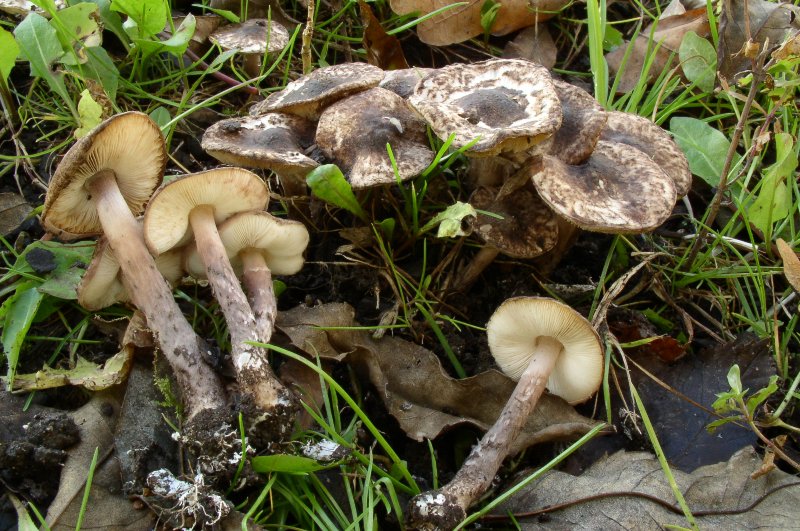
[[315, 87, 434, 188], [250, 62, 385, 119], [548, 79, 607, 165], [408, 59, 562, 156], [456, 181, 559, 290], [184, 210, 309, 345], [532, 140, 678, 233], [210, 18, 290, 77], [600, 111, 693, 197], [78, 235, 183, 311], [40, 112, 228, 435], [406, 297, 603, 530], [144, 168, 296, 444], [202, 112, 319, 197]]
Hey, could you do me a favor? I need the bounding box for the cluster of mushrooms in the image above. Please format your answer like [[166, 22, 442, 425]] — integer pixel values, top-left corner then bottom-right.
[[41, 111, 310, 463], [202, 58, 691, 289]]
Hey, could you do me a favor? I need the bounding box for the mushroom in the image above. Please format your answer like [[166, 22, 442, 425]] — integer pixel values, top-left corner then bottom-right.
[[143, 167, 296, 444], [548, 79, 607, 165], [406, 297, 603, 530], [378, 67, 434, 98], [407, 59, 562, 156], [250, 62, 385, 119], [209, 18, 290, 78], [315, 87, 434, 189], [531, 140, 678, 233], [456, 181, 559, 290], [78, 235, 183, 311], [600, 111, 693, 197], [201, 112, 319, 197], [40, 112, 229, 437], [183, 210, 309, 345]]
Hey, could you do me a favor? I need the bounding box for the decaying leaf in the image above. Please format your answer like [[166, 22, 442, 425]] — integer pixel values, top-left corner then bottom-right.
[[359, 0, 408, 70], [502, 24, 557, 69], [776, 238, 800, 292], [9, 311, 148, 392], [500, 447, 800, 529], [388, 0, 568, 46], [718, 0, 800, 81], [606, 6, 710, 93], [0, 192, 33, 237], [277, 303, 599, 453]]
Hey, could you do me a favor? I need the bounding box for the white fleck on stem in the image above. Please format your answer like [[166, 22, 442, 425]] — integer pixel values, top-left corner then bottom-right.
[[87, 171, 227, 423], [239, 248, 277, 344]]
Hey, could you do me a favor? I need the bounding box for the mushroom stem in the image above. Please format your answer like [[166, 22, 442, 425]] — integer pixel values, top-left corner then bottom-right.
[[406, 336, 562, 530], [188, 204, 296, 443], [86, 170, 228, 425], [239, 248, 277, 343], [454, 246, 500, 292]]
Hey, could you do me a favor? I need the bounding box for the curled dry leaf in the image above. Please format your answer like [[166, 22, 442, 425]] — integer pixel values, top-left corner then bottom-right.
[[776, 238, 800, 293], [389, 0, 569, 46], [606, 7, 710, 93], [499, 447, 800, 529], [277, 303, 599, 453], [502, 24, 557, 69], [359, 0, 408, 70]]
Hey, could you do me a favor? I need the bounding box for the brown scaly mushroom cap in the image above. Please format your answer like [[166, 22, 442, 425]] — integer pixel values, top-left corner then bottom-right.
[[202, 112, 318, 176], [549, 79, 608, 165], [408, 59, 562, 156], [315, 87, 434, 188], [250, 63, 385, 119], [185, 210, 309, 278], [209, 18, 290, 55], [469, 183, 559, 259], [79, 237, 183, 311], [378, 67, 434, 98], [41, 111, 166, 239], [600, 111, 693, 197], [144, 168, 269, 255], [532, 140, 678, 233]]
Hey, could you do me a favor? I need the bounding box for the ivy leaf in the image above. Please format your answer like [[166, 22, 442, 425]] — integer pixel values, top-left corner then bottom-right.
[[306, 164, 368, 222], [14, 12, 72, 111]]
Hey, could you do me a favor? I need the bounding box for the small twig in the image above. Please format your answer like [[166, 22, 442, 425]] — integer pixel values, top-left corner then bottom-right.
[[302, 0, 315, 73], [480, 481, 800, 522]]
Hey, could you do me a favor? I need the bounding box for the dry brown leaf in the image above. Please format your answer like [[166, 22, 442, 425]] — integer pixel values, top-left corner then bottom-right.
[[606, 7, 710, 93], [500, 447, 800, 529], [277, 303, 599, 453], [388, 0, 567, 46], [772, 30, 800, 61], [360, 0, 409, 70], [0, 192, 33, 237], [502, 24, 557, 69], [776, 238, 800, 292], [718, 0, 800, 81]]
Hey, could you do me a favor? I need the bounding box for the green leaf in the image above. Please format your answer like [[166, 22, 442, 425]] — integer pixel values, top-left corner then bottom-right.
[[603, 25, 624, 51], [306, 164, 368, 222], [418, 201, 477, 238], [705, 415, 740, 433], [9, 241, 94, 300], [745, 375, 779, 416], [670, 117, 733, 187], [14, 12, 72, 111], [111, 0, 167, 39], [77, 0, 129, 49], [726, 364, 743, 395], [0, 27, 20, 82], [479, 0, 501, 39], [748, 133, 796, 238], [75, 89, 103, 138], [192, 3, 239, 23], [148, 105, 171, 129], [136, 13, 196, 60], [71, 46, 119, 101], [51, 2, 101, 64], [1, 282, 44, 388], [251, 454, 338, 474], [679, 31, 716, 93]]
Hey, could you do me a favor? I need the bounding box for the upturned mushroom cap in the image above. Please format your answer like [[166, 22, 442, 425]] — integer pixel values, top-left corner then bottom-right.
[[184, 210, 309, 278], [408, 59, 562, 156], [469, 182, 558, 258], [41, 112, 167, 239], [486, 296, 603, 404], [378, 67, 434, 98], [549, 79, 607, 165], [315, 87, 434, 188], [202, 113, 319, 176], [143, 168, 269, 255], [250, 63, 385, 119], [531, 140, 678, 233], [209, 18, 290, 54], [600, 111, 692, 197], [78, 237, 183, 311]]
